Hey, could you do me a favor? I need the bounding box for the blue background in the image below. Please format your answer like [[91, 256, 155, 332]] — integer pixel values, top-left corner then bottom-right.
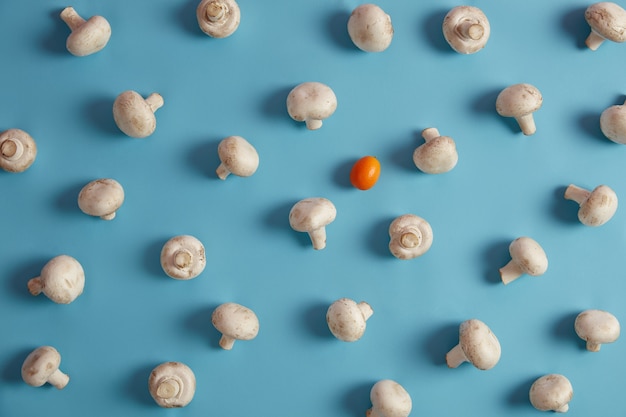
[[1, 0, 625, 415]]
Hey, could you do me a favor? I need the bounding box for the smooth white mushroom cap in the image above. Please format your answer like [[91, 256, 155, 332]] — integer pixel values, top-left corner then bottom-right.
[[585, 2, 626, 50], [496, 83, 543, 135], [600, 101, 626, 144], [529, 374, 573, 413], [289, 197, 337, 250], [564, 184, 618, 226], [347, 4, 394, 52], [367, 379, 412, 417], [388, 214, 433, 260], [60, 7, 111, 56], [446, 319, 501, 370], [216, 136, 259, 180], [212, 302, 259, 350], [196, 0, 240, 38], [499, 237, 548, 285], [160, 235, 206, 280], [0, 128, 37, 173], [21, 346, 69, 389], [326, 298, 374, 342], [413, 128, 458, 174], [442, 6, 490, 54], [286, 82, 337, 130], [148, 362, 196, 408], [113, 90, 164, 138], [78, 178, 125, 220], [575, 309, 620, 351], [27, 255, 85, 304]]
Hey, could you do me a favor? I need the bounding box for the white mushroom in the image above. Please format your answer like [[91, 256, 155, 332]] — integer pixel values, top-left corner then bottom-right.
[[495, 83, 543, 135], [413, 127, 458, 174], [148, 362, 196, 408], [216, 136, 259, 180], [446, 319, 501, 370], [388, 214, 433, 260], [326, 298, 373, 342], [21, 346, 69, 389], [27, 255, 85, 304], [286, 82, 337, 130], [366, 379, 412, 417], [575, 309, 620, 351], [160, 235, 206, 280], [499, 237, 548, 285], [564, 184, 618, 226], [347, 4, 394, 52], [60, 7, 111, 56], [442, 6, 490, 54], [196, 0, 240, 38], [289, 197, 337, 250], [600, 99, 626, 143], [584, 2, 626, 50], [212, 302, 259, 350], [529, 374, 573, 413], [113, 90, 164, 138], [0, 128, 37, 173], [78, 178, 125, 220]]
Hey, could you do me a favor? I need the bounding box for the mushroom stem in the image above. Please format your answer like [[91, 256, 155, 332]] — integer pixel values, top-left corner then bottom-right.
[[421, 127, 440, 143], [400, 229, 421, 249], [516, 113, 536, 136], [499, 260, 524, 285], [586, 341, 601, 352], [100, 212, 116, 221], [156, 377, 181, 399], [48, 369, 70, 389], [60, 7, 86, 31], [215, 163, 231, 180], [445, 343, 468, 368], [174, 250, 192, 269], [145, 93, 164, 113], [456, 20, 484, 40], [27, 277, 43, 296], [308, 227, 327, 250], [305, 118, 323, 130], [357, 302, 374, 321], [585, 30, 606, 51], [205, 1, 228, 21], [219, 335, 236, 350], [564, 184, 590, 204], [1, 138, 24, 160], [555, 403, 569, 413]]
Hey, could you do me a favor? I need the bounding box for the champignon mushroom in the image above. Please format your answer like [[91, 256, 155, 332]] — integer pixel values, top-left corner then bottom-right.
[[564, 184, 618, 226], [0, 128, 37, 173], [446, 319, 501, 370], [529, 374, 573, 413], [499, 237, 548, 285], [216, 136, 259, 180], [148, 362, 196, 408], [289, 197, 337, 250], [27, 255, 85, 304], [584, 2, 626, 50], [78, 178, 125, 220], [326, 298, 373, 342], [600, 99, 626, 144], [113, 90, 164, 138], [160, 235, 206, 280], [212, 302, 259, 350], [286, 82, 337, 130], [347, 4, 394, 52], [388, 214, 433, 260], [413, 127, 458, 174], [21, 346, 69, 389], [366, 379, 412, 417], [495, 83, 543, 135], [196, 0, 240, 38], [442, 6, 490, 54], [60, 6, 111, 56], [575, 309, 620, 351]]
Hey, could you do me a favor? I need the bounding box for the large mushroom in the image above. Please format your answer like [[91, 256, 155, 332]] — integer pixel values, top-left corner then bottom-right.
[[289, 197, 337, 250], [326, 298, 373, 342], [216, 136, 259, 180], [446, 319, 501, 370], [286, 82, 337, 130], [366, 379, 412, 417], [27, 255, 85, 304], [78, 178, 125, 220], [564, 184, 618, 226], [21, 346, 69, 389], [600, 99, 626, 144], [60, 6, 111, 56], [347, 4, 394, 52], [529, 374, 573, 413], [0, 128, 37, 173], [160, 235, 206, 280], [212, 302, 259, 350], [388, 214, 433, 260], [113, 90, 164, 138], [584, 2, 626, 50], [442, 6, 490, 54], [499, 237, 548, 285], [574, 309, 620, 351], [495, 83, 543, 135], [196, 0, 240, 38], [413, 127, 458, 174], [148, 362, 196, 408]]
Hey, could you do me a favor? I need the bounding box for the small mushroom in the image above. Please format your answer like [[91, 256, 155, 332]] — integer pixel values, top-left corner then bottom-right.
[[160, 235, 206, 280], [442, 6, 490, 54], [388, 214, 433, 260], [499, 237, 548, 285], [600, 99, 626, 144], [289, 197, 337, 250], [575, 309, 620, 351], [27, 255, 85, 304], [60, 7, 111, 56], [529, 374, 573, 413], [564, 184, 618, 226], [326, 298, 373, 342], [212, 302, 259, 350], [446, 319, 501, 370], [196, 0, 240, 38], [413, 128, 458, 174], [21, 346, 69, 389], [78, 178, 125, 220], [148, 362, 196, 408], [366, 379, 412, 417], [286, 82, 337, 130], [0, 128, 37, 173], [216, 136, 259, 180], [495, 83, 543, 135], [347, 4, 394, 52], [113, 90, 164, 138], [584, 2, 626, 50]]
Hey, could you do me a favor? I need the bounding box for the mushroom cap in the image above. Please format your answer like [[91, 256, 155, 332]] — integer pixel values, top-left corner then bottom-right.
[[66, 15, 111, 56], [347, 4, 394, 52], [388, 214, 433, 260], [21, 346, 62, 387], [458, 319, 501, 370], [369, 379, 412, 417], [217, 136, 259, 178], [289, 197, 337, 233], [78, 178, 125, 219], [113, 91, 163, 138], [160, 235, 206, 280], [442, 6, 490, 54], [0, 128, 37, 173], [508, 237, 548, 277], [148, 362, 196, 408], [495, 83, 543, 118], [286, 82, 337, 130], [212, 302, 259, 341], [579, 185, 618, 226], [37, 255, 85, 304], [326, 298, 373, 342], [600, 103, 626, 144], [529, 374, 573, 412], [413, 136, 458, 174], [575, 309, 620, 348], [196, 0, 241, 38], [585, 2, 626, 43]]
